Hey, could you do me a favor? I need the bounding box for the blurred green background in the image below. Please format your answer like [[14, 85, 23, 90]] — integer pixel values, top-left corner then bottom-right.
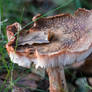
[[0, 0, 92, 92]]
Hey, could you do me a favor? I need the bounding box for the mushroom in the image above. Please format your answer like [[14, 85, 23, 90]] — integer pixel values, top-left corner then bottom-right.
[[6, 8, 92, 92]]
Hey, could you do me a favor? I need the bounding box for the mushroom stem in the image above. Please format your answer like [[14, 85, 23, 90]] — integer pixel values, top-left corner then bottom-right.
[[47, 66, 68, 92]]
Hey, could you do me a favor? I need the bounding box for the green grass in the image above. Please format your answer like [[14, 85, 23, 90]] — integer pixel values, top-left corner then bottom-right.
[[0, 0, 92, 92]]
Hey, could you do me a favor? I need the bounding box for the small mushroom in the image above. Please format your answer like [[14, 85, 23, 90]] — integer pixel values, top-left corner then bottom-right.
[[6, 8, 92, 92]]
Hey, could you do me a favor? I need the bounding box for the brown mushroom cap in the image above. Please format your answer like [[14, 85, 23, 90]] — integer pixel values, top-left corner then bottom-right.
[[6, 8, 92, 68]]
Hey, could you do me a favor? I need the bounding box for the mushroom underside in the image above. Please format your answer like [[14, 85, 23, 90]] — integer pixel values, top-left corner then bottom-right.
[[9, 43, 92, 68]]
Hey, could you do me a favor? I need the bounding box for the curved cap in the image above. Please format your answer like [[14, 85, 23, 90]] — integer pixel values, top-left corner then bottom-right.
[[6, 8, 92, 68]]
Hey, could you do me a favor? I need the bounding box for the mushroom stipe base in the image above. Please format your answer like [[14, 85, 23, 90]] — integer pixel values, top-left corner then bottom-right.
[[47, 66, 68, 92]]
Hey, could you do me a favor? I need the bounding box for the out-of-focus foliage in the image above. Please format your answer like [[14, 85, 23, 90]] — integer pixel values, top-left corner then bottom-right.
[[1, 0, 92, 92], [1, 0, 81, 25], [1, 0, 92, 25]]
